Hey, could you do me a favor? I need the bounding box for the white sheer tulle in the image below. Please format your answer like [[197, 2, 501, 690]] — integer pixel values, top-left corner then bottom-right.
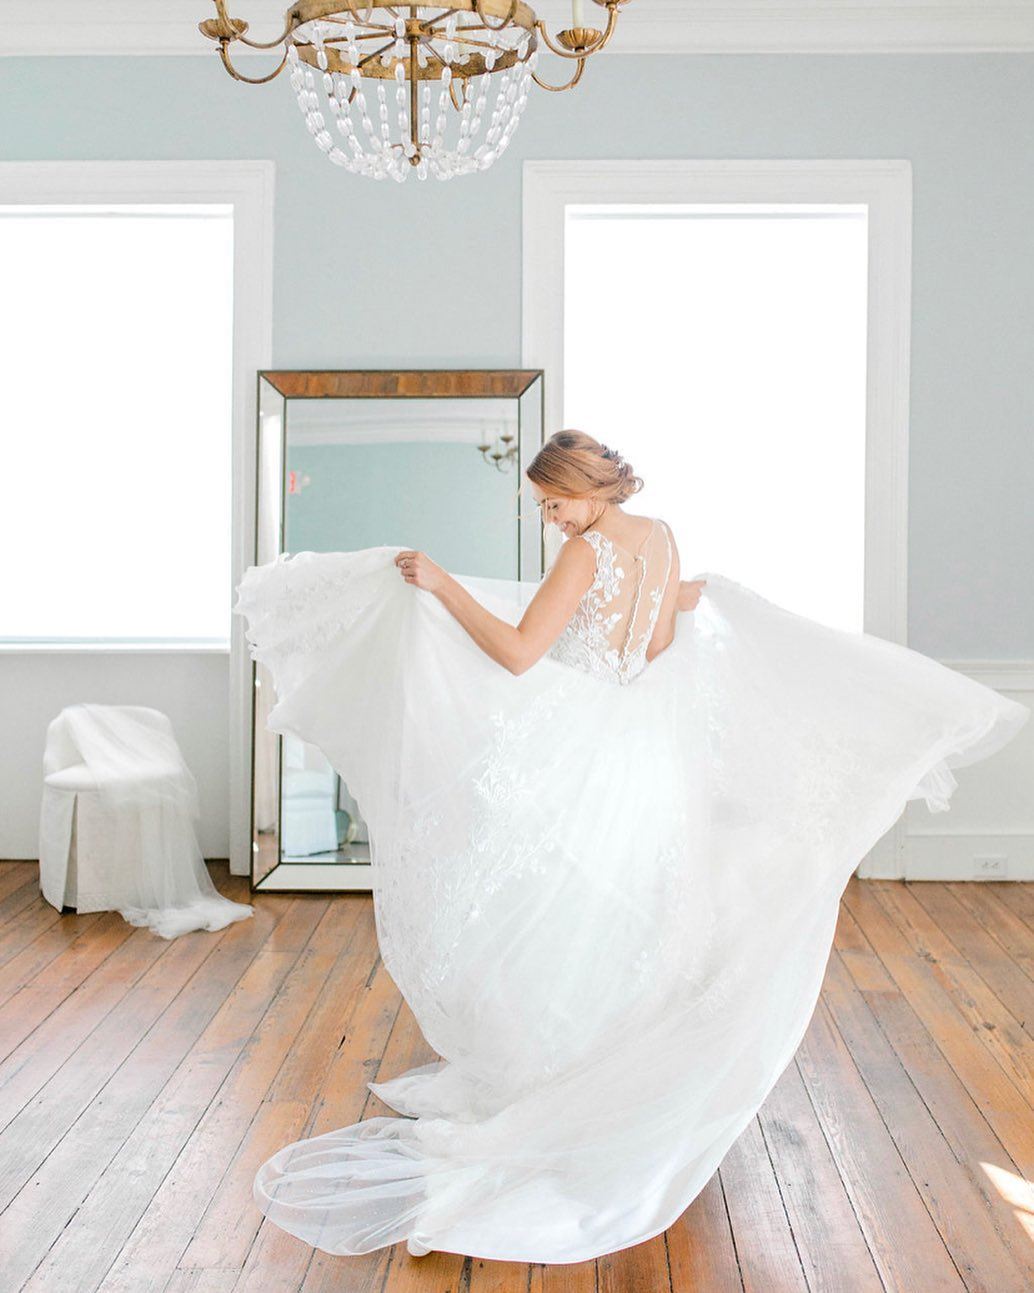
[[56, 705, 254, 939], [232, 545, 1028, 1263]]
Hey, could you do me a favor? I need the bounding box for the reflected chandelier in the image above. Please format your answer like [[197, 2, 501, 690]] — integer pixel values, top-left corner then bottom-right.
[[199, 0, 632, 182], [477, 426, 518, 471]]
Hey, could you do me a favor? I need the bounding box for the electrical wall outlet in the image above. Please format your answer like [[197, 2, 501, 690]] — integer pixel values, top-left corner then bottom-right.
[[972, 854, 1008, 879]]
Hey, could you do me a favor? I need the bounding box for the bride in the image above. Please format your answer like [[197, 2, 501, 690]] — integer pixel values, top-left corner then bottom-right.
[[234, 429, 1028, 1265]]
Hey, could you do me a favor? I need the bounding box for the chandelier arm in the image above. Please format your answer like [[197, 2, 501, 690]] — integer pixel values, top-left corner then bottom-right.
[[427, 31, 505, 53], [447, 19, 506, 36], [320, 23, 395, 37], [424, 38, 481, 75], [471, 0, 519, 33], [421, 40, 451, 73], [204, 0, 294, 50], [533, 7, 618, 59], [217, 41, 290, 82], [356, 36, 398, 70], [529, 57, 585, 92], [232, 22, 295, 49], [323, 30, 395, 42], [418, 8, 461, 32]]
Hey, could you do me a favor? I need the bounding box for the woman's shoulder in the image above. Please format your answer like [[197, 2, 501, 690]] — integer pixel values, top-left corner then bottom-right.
[[630, 512, 672, 540], [555, 530, 600, 567], [654, 517, 680, 568]]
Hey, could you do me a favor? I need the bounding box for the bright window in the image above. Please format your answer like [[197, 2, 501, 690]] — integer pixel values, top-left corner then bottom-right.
[[565, 203, 869, 632], [0, 204, 234, 645]]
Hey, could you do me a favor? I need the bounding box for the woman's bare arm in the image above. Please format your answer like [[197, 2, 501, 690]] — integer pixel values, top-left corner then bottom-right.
[[395, 539, 596, 675]]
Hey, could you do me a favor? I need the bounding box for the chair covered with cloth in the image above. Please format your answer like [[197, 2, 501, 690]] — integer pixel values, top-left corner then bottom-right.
[[39, 703, 253, 939]]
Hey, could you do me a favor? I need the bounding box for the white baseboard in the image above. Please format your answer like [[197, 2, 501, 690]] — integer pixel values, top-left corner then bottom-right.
[[859, 660, 1034, 881], [902, 832, 1034, 882]]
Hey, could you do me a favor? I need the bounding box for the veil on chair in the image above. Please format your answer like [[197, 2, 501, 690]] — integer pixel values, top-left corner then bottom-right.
[[39, 703, 254, 940]]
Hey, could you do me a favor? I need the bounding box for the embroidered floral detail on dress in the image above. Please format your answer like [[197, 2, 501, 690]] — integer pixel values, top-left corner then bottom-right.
[[380, 680, 574, 1007], [548, 520, 674, 686], [237, 551, 377, 666]]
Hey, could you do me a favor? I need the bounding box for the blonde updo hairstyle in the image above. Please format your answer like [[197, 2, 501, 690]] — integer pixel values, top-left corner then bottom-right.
[[526, 430, 644, 507]]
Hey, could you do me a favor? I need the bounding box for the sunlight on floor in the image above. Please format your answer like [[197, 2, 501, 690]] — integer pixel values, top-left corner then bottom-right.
[[981, 1160, 1034, 1243]]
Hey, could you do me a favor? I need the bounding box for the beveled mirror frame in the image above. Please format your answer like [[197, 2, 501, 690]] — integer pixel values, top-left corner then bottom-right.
[[247, 368, 546, 895]]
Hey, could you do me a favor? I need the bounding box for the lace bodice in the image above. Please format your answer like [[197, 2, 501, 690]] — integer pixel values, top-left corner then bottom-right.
[[547, 517, 675, 686]]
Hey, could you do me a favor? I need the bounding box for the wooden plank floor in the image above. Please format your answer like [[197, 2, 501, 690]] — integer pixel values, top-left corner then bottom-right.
[[1, 863, 1032, 1292]]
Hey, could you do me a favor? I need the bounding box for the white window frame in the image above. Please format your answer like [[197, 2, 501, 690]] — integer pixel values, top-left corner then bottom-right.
[[522, 159, 913, 878], [0, 160, 274, 877]]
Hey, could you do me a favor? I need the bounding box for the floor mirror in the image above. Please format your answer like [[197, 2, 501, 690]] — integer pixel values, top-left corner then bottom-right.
[[249, 369, 545, 893]]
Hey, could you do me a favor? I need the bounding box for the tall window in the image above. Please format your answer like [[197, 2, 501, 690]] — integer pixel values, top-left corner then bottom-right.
[[564, 203, 869, 632], [0, 204, 234, 645]]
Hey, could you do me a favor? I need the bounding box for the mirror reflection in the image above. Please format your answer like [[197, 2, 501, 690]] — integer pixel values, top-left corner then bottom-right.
[[251, 371, 544, 892]]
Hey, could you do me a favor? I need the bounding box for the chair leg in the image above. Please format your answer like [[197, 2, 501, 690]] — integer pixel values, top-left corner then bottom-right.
[[66, 796, 80, 908]]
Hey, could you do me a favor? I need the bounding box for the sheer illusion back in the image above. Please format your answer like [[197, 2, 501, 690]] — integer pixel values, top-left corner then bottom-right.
[[548, 516, 674, 685]]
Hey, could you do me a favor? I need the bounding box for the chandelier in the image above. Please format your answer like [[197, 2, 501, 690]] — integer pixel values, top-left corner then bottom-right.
[[199, 0, 632, 182], [477, 426, 518, 471]]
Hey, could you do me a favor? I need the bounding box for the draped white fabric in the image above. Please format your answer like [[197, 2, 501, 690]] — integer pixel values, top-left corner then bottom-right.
[[49, 705, 254, 939], [233, 547, 1028, 1263]]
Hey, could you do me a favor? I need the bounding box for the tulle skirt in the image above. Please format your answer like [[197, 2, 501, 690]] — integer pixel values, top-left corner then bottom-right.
[[233, 548, 1028, 1263]]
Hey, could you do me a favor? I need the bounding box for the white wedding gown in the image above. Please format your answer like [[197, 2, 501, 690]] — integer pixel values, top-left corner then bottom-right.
[[233, 518, 1028, 1265]]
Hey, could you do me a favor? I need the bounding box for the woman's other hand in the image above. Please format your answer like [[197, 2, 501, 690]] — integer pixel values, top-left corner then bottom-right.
[[395, 550, 447, 595], [677, 579, 707, 612]]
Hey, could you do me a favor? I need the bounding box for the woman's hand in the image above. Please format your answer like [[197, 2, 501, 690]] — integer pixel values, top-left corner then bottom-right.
[[677, 579, 707, 613], [394, 549, 448, 596]]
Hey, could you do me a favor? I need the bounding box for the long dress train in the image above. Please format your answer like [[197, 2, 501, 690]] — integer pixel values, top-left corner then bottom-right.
[[232, 521, 1028, 1264]]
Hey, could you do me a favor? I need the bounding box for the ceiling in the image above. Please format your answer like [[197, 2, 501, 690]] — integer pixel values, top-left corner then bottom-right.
[[2, 1, 1032, 57]]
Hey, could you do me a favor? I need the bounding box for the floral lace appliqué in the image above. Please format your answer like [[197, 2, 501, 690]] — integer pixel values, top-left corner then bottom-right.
[[547, 522, 674, 687]]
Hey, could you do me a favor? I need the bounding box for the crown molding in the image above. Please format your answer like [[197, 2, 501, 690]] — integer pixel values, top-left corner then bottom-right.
[[1, 2, 1033, 57]]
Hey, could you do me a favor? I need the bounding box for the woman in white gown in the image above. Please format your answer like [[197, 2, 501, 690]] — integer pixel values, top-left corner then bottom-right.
[[233, 430, 1028, 1265]]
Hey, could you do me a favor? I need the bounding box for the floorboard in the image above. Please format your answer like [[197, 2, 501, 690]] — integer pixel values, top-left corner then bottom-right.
[[1, 865, 1030, 1293]]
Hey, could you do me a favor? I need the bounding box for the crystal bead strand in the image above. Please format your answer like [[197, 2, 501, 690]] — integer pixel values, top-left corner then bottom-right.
[[495, 57, 532, 162], [289, 31, 358, 174], [330, 19, 369, 173], [467, 73, 490, 154], [308, 22, 335, 158]]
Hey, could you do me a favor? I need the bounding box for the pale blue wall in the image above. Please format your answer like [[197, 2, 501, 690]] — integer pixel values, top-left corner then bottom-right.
[[286, 441, 518, 576], [3, 52, 1032, 856], [3, 53, 1031, 654]]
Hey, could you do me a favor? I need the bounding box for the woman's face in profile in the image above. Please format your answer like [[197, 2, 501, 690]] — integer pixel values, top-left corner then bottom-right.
[[529, 482, 595, 537]]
